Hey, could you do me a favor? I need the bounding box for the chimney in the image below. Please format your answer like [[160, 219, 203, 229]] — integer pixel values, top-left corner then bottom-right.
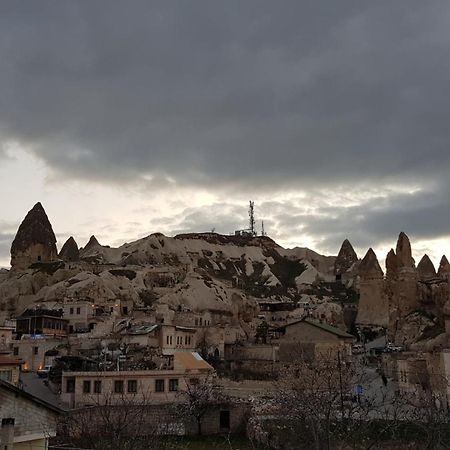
[[1, 418, 15, 450]]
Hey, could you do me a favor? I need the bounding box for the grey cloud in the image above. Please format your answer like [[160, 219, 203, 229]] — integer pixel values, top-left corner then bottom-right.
[[0, 1, 450, 188]]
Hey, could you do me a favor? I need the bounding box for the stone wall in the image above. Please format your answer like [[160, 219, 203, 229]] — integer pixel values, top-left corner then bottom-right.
[[0, 387, 58, 442]]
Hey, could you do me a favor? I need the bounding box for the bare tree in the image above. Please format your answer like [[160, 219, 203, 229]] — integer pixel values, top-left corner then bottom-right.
[[56, 390, 164, 450], [249, 349, 414, 450], [175, 374, 227, 436]]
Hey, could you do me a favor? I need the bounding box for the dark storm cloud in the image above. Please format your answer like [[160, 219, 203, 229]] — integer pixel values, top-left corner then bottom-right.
[[1, 1, 450, 187]]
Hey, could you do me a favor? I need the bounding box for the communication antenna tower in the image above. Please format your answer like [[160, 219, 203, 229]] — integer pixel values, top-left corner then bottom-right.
[[248, 201, 256, 236], [261, 220, 266, 237]]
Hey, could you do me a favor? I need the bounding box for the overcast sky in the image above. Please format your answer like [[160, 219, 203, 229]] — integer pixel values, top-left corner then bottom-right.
[[1, 1, 450, 269]]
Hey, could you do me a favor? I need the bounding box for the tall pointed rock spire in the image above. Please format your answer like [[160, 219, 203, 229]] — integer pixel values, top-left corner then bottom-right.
[[10, 202, 58, 270], [395, 232, 415, 268], [334, 239, 358, 276]]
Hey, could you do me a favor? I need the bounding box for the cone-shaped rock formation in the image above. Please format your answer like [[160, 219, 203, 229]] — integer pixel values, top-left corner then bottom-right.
[[59, 236, 80, 262], [417, 254, 437, 280], [438, 256, 450, 278], [334, 239, 358, 276], [10, 202, 58, 270], [359, 248, 383, 278]]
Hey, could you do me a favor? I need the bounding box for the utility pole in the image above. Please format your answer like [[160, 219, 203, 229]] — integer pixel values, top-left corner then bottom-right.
[[337, 350, 344, 417]]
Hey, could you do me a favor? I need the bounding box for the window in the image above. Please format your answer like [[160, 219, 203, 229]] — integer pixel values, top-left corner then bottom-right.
[[66, 379, 75, 393], [94, 380, 102, 394], [33, 346, 38, 355], [70, 307, 74, 314], [13, 347, 19, 356], [155, 379, 165, 392], [83, 380, 91, 394], [169, 379, 178, 392], [114, 380, 124, 394], [170, 336, 173, 345], [122, 306, 128, 315], [0, 370, 12, 382], [166, 335, 169, 345], [128, 379, 137, 393], [76, 307, 81, 315]]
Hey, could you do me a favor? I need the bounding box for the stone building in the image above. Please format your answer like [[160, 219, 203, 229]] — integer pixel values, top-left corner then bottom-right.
[[12, 336, 66, 372], [273, 318, 355, 362], [0, 379, 62, 449], [61, 351, 213, 408], [0, 356, 22, 386]]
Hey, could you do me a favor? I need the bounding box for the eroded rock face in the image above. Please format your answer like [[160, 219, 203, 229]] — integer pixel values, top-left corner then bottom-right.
[[386, 249, 398, 280], [438, 256, 450, 279], [59, 237, 80, 262], [358, 248, 383, 279], [417, 254, 437, 281], [10, 202, 58, 270], [357, 249, 389, 327], [396, 232, 415, 269], [334, 239, 358, 276]]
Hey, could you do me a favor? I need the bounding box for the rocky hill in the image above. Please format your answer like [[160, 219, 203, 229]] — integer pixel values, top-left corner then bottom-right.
[[0, 203, 358, 334]]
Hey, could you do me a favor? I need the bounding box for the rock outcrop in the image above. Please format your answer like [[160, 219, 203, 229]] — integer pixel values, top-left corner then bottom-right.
[[10, 202, 58, 271], [417, 255, 437, 281], [356, 249, 389, 327], [438, 256, 450, 279], [396, 232, 415, 268], [334, 239, 358, 277], [386, 249, 398, 279], [59, 237, 80, 262]]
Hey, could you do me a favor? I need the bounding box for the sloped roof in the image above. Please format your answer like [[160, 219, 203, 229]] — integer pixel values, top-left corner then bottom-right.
[[174, 352, 214, 371], [0, 379, 63, 415], [0, 356, 23, 365], [274, 318, 355, 339]]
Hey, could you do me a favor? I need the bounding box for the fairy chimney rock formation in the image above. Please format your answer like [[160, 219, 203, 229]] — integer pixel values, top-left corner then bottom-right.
[[84, 235, 101, 251], [356, 248, 389, 327], [417, 254, 437, 281], [59, 236, 80, 262], [392, 232, 418, 322], [358, 248, 383, 279], [386, 249, 398, 280], [334, 239, 358, 276], [438, 256, 450, 279], [396, 232, 415, 270], [10, 202, 58, 270]]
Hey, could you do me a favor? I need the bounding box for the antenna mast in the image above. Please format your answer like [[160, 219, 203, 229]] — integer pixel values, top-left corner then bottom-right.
[[248, 201, 256, 236], [261, 220, 266, 237]]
